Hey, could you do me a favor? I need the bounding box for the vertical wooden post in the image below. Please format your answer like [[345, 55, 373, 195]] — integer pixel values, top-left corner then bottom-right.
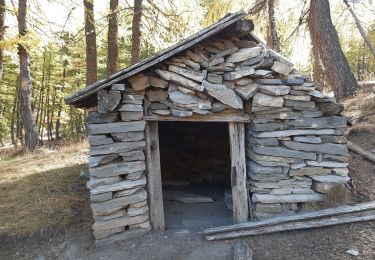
[[229, 122, 249, 223], [145, 121, 165, 229]]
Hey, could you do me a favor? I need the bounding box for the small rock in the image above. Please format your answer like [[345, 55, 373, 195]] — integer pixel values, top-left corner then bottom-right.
[[345, 248, 359, 256]]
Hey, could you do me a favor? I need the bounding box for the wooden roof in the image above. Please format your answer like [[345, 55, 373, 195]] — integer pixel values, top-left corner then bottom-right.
[[65, 11, 249, 108]]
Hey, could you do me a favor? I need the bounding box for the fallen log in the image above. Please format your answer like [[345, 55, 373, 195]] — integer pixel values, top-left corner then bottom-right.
[[205, 210, 375, 241], [204, 201, 375, 236], [347, 141, 375, 163]]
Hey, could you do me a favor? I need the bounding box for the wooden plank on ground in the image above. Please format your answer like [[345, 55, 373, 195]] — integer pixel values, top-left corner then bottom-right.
[[233, 241, 253, 260], [204, 201, 375, 236], [229, 122, 249, 223], [145, 121, 165, 229], [347, 141, 375, 163], [205, 210, 375, 240]]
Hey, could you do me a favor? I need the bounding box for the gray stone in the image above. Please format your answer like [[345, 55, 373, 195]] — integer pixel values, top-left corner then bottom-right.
[[284, 100, 317, 111], [95, 229, 149, 247], [171, 109, 193, 117], [90, 141, 145, 156], [150, 102, 169, 110], [246, 149, 295, 163], [252, 145, 316, 160], [168, 65, 204, 82], [163, 190, 214, 203], [155, 69, 204, 92], [251, 129, 335, 138], [247, 161, 283, 174], [247, 137, 279, 146], [118, 104, 143, 112], [284, 95, 311, 101], [120, 150, 145, 162], [112, 83, 126, 91], [249, 122, 287, 132], [289, 116, 347, 129], [202, 80, 243, 109], [309, 175, 350, 183], [306, 160, 348, 168], [301, 111, 324, 118], [180, 57, 200, 70], [332, 168, 349, 176], [178, 86, 195, 95], [93, 212, 149, 232], [123, 93, 144, 101], [127, 205, 149, 217], [146, 89, 168, 102], [89, 161, 146, 178], [235, 77, 253, 85], [92, 190, 148, 216], [120, 112, 143, 121], [88, 135, 114, 146], [111, 132, 144, 142], [87, 112, 118, 124], [252, 93, 284, 107], [89, 154, 119, 167], [254, 160, 290, 167], [255, 78, 283, 85], [293, 136, 322, 143], [271, 61, 293, 75], [281, 78, 305, 86], [234, 83, 258, 100], [126, 171, 144, 180], [152, 109, 171, 116], [148, 75, 169, 88], [169, 91, 199, 105], [252, 69, 273, 78], [88, 176, 122, 189], [317, 102, 343, 116], [254, 112, 301, 120], [312, 182, 346, 194], [289, 167, 331, 176], [114, 187, 142, 198], [207, 73, 223, 84], [290, 160, 306, 169], [258, 85, 291, 96], [98, 90, 122, 113], [282, 141, 348, 155], [91, 192, 113, 203], [226, 47, 262, 63], [208, 57, 225, 67], [222, 66, 255, 80], [252, 193, 325, 203], [270, 187, 293, 195]]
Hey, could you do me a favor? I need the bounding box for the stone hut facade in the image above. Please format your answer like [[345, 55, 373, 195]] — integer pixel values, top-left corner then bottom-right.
[[66, 11, 350, 245]]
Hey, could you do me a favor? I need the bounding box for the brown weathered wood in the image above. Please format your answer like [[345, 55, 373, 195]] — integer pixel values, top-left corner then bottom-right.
[[204, 201, 375, 236], [347, 141, 375, 163], [205, 210, 375, 240], [145, 121, 165, 229], [233, 241, 253, 260], [229, 122, 249, 223], [144, 113, 250, 123], [65, 11, 247, 106]]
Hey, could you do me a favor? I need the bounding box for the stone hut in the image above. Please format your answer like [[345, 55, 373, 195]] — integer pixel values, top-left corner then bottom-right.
[[65, 11, 350, 245]]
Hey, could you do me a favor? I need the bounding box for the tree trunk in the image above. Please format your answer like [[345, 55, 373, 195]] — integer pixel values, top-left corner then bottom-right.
[[267, 0, 280, 52], [131, 0, 143, 65], [343, 0, 375, 58], [0, 0, 5, 80], [308, 0, 357, 99], [311, 40, 326, 90], [55, 59, 67, 140], [84, 0, 97, 85], [107, 0, 118, 75], [17, 0, 39, 150]]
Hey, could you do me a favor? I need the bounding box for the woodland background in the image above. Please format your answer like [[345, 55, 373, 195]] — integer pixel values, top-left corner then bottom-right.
[[0, 0, 374, 149]]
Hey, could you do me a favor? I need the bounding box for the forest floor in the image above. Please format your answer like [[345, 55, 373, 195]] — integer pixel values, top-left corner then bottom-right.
[[1, 92, 375, 259]]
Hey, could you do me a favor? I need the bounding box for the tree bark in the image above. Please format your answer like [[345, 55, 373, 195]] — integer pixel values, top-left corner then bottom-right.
[[107, 0, 118, 75], [17, 0, 39, 150], [131, 0, 143, 65], [267, 0, 280, 52], [308, 0, 357, 98], [0, 0, 5, 80], [343, 0, 375, 58], [84, 0, 97, 85]]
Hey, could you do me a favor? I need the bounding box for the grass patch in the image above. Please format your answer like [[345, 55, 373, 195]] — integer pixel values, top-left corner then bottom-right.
[[0, 141, 89, 238]]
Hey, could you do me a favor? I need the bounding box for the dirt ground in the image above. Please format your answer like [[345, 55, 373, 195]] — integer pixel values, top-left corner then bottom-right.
[[1, 92, 375, 259]]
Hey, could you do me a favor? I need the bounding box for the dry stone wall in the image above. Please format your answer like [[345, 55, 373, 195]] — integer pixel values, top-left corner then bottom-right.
[[85, 34, 350, 242], [87, 87, 150, 245]]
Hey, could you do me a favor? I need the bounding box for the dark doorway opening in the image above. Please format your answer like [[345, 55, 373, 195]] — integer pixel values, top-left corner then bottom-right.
[[158, 121, 233, 229]]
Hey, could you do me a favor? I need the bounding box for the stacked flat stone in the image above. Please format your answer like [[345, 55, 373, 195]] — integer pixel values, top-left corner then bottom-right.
[[87, 86, 150, 245]]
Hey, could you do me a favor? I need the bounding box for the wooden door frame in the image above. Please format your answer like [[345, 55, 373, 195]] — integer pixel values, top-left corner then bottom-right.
[[145, 120, 249, 230]]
